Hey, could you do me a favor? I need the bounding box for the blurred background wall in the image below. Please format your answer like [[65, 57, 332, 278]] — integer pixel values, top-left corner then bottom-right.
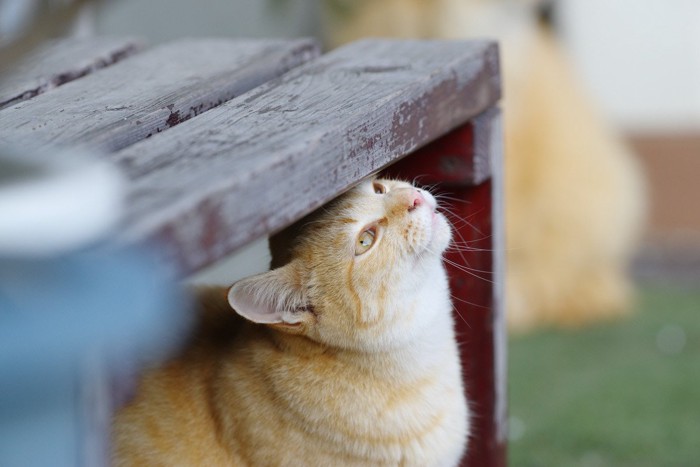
[[560, 0, 700, 133], [559, 0, 700, 258]]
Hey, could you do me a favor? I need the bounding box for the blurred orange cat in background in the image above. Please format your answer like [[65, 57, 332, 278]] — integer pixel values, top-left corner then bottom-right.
[[322, 0, 646, 332]]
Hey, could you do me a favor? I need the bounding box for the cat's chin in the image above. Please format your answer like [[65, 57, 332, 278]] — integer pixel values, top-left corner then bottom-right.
[[429, 212, 452, 254]]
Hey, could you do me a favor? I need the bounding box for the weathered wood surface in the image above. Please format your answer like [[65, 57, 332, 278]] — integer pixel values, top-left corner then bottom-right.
[[112, 39, 500, 274], [379, 108, 499, 187], [0, 37, 143, 110], [0, 38, 319, 152]]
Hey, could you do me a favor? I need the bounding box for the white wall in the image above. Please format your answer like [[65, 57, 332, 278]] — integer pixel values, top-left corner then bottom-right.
[[559, 0, 700, 132]]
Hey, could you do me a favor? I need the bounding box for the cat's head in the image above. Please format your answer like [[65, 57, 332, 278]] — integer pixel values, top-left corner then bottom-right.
[[227, 178, 452, 351]]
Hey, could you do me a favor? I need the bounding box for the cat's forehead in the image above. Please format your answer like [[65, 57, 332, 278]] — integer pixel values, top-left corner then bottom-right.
[[331, 178, 412, 214], [347, 178, 411, 201], [365, 178, 412, 190], [293, 178, 414, 245]]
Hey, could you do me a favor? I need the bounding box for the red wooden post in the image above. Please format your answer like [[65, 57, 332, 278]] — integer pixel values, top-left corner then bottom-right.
[[382, 109, 506, 466]]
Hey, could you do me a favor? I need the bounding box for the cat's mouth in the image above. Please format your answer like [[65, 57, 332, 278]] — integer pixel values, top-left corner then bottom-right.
[[426, 201, 445, 223]]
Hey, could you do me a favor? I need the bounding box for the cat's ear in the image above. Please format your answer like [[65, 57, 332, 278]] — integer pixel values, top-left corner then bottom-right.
[[227, 262, 312, 325]]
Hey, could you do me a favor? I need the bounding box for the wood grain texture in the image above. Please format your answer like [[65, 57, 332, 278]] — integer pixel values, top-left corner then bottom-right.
[[112, 39, 501, 274], [378, 107, 498, 187], [0, 37, 143, 110], [0, 38, 320, 152]]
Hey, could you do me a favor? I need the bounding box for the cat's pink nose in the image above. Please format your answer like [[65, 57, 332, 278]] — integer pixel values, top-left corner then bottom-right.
[[407, 190, 424, 212]]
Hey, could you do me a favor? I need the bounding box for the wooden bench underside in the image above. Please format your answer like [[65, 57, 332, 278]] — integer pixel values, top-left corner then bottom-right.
[[1, 37, 499, 274]]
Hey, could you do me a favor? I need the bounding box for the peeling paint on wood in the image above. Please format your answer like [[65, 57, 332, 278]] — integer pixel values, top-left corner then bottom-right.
[[0, 38, 320, 152], [111, 39, 500, 274], [382, 107, 499, 187]]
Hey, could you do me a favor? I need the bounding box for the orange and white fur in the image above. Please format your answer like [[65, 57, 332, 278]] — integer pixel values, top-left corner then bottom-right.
[[323, 0, 646, 331], [112, 179, 469, 466]]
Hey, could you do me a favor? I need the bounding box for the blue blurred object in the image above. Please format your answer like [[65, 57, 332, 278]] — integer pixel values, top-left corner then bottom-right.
[[0, 144, 189, 466], [0, 245, 188, 466]]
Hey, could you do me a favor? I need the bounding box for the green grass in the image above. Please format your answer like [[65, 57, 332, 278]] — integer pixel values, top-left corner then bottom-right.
[[508, 285, 700, 467]]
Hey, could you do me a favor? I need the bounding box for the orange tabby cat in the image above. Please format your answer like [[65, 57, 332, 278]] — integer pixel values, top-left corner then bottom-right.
[[112, 179, 469, 466]]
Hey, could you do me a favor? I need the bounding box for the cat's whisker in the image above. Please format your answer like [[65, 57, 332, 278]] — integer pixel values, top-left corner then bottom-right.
[[450, 303, 472, 328], [441, 221, 474, 269], [447, 237, 489, 246], [421, 182, 441, 194], [440, 213, 475, 230], [411, 174, 430, 187], [441, 215, 479, 267], [440, 212, 493, 246], [433, 194, 472, 205], [441, 256, 494, 276], [445, 245, 478, 253], [436, 202, 483, 222], [450, 294, 490, 310], [435, 206, 482, 231], [434, 252, 494, 283], [441, 208, 486, 235], [445, 245, 494, 253], [450, 236, 494, 247], [448, 239, 505, 250], [446, 233, 494, 248]]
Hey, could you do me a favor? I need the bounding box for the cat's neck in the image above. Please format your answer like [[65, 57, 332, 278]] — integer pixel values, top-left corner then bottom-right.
[[247, 258, 456, 379], [259, 303, 456, 380]]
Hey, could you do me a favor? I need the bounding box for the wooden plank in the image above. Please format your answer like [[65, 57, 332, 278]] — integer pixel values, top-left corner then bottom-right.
[[112, 39, 501, 274], [0, 38, 320, 152], [0, 37, 143, 110], [377, 108, 496, 187]]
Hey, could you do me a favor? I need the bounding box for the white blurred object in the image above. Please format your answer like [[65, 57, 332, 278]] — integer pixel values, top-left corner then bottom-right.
[[560, 0, 700, 132], [0, 146, 124, 256]]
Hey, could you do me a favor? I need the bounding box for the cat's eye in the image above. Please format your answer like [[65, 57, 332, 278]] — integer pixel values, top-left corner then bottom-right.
[[373, 182, 386, 194], [355, 227, 376, 255]]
